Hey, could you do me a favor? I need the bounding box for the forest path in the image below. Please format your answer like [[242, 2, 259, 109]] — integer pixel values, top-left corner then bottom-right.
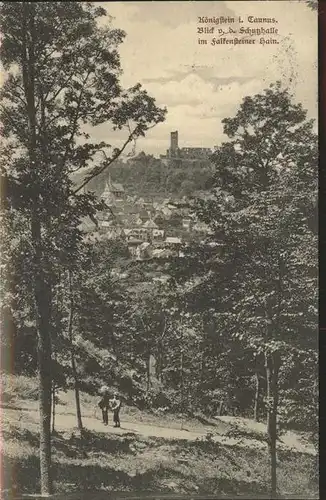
[[2, 397, 316, 456]]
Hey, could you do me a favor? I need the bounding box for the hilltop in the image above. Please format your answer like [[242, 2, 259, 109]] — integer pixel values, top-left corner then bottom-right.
[[72, 153, 214, 199]]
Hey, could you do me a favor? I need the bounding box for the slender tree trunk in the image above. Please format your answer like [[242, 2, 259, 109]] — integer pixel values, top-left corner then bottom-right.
[[52, 383, 56, 434], [67, 270, 83, 431], [22, 4, 52, 494], [139, 315, 152, 393], [71, 352, 83, 431], [51, 273, 62, 435], [33, 240, 53, 494], [265, 351, 281, 499], [156, 341, 165, 383], [51, 346, 56, 434], [254, 371, 261, 422], [156, 348, 162, 382], [146, 351, 151, 392], [180, 350, 184, 427], [35, 282, 53, 495], [157, 316, 167, 384], [200, 352, 204, 383]]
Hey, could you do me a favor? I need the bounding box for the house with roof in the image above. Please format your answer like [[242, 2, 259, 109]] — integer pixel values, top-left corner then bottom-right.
[[143, 218, 166, 241], [124, 214, 143, 227], [160, 236, 183, 257], [126, 195, 138, 204], [165, 236, 182, 247], [99, 220, 113, 229], [78, 216, 98, 233], [152, 248, 173, 259], [192, 221, 212, 233], [126, 227, 149, 242], [101, 175, 125, 205], [152, 228, 165, 241], [143, 219, 158, 230], [182, 217, 192, 230]]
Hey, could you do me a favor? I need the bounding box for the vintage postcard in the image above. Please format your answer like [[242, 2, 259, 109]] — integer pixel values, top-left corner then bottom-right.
[[0, 1, 318, 499]]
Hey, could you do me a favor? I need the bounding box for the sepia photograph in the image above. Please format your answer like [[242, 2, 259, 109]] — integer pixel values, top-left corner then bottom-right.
[[0, 1, 318, 499]]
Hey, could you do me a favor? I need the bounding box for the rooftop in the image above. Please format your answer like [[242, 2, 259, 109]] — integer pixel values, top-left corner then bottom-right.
[[143, 219, 159, 229], [165, 236, 182, 244]]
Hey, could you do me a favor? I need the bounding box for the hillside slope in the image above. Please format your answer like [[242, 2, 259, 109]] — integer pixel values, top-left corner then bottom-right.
[[1, 381, 318, 499]]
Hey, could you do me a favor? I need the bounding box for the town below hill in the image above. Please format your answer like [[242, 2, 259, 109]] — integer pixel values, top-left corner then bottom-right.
[[78, 173, 215, 261]]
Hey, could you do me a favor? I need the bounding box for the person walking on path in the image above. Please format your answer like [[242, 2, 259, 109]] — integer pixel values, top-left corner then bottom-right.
[[111, 393, 121, 428], [98, 386, 110, 426]]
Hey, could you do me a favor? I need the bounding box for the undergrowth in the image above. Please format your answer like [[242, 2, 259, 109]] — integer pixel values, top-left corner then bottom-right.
[[1, 423, 318, 498]]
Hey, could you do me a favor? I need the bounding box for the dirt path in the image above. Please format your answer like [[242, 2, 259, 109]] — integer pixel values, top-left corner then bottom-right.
[[2, 400, 316, 456], [51, 412, 318, 454]]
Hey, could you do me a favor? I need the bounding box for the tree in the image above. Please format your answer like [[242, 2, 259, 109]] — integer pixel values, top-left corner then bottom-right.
[[186, 82, 317, 497], [66, 269, 83, 431], [180, 180, 196, 197], [124, 280, 169, 393], [0, 2, 165, 494]]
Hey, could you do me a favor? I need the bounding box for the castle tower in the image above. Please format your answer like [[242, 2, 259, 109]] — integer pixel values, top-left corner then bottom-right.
[[170, 131, 178, 157]]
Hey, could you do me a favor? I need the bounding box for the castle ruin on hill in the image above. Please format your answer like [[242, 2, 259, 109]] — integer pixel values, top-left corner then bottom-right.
[[160, 131, 212, 164]]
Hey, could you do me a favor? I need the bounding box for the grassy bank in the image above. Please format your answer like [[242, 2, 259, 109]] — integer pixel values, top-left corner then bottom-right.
[[2, 423, 318, 498], [1, 374, 319, 498]]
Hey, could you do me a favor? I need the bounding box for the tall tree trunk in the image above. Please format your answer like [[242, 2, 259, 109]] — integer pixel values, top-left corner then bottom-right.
[[157, 316, 167, 384], [156, 341, 164, 383], [71, 352, 83, 431], [51, 349, 56, 435], [156, 348, 162, 382], [35, 278, 53, 495], [51, 274, 62, 435], [22, 3, 52, 494], [180, 350, 184, 427], [67, 270, 83, 431], [265, 351, 281, 499], [52, 382, 56, 434], [200, 352, 204, 383], [146, 351, 151, 393], [254, 371, 261, 422]]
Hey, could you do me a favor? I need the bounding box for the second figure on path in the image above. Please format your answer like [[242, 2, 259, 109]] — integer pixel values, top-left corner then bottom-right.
[[110, 393, 121, 428]]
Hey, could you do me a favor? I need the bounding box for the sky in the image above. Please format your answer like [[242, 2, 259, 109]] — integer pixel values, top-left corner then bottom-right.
[[91, 0, 317, 157]]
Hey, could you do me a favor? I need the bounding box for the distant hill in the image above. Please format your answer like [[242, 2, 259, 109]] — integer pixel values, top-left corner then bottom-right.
[[72, 153, 214, 199]]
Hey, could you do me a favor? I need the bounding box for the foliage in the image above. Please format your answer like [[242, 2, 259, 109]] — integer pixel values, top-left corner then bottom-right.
[[0, 0, 166, 379], [74, 153, 213, 198], [0, 2, 165, 493], [1, 20, 317, 493], [1, 373, 39, 402]]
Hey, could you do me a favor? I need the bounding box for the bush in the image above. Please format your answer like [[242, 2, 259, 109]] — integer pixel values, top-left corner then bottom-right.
[[1, 373, 38, 402], [278, 397, 318, 435]]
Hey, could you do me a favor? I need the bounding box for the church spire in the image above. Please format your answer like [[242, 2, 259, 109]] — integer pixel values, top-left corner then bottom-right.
[[108, 173, 113, 189]]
